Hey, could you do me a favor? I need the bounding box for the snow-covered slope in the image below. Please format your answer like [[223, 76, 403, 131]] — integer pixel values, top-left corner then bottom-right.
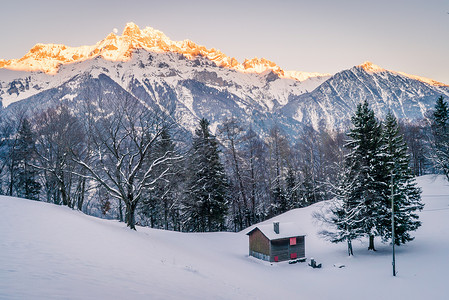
[[1, 175, 448, 299]]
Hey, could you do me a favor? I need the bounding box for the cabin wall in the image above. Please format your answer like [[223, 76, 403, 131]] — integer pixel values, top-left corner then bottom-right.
[[270, 236, 305, 262], [271, 239, 289, 262], [290, 236, 305, 258], [249, 229, 270, 256]]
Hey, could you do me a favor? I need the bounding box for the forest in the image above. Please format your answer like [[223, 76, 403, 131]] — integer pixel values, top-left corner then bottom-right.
[[0, 94, 447, 240]]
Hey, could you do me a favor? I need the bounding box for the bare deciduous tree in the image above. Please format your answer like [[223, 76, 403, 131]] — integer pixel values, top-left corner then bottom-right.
[[73, 95, 178, 230], [33, 105, 85, 208]]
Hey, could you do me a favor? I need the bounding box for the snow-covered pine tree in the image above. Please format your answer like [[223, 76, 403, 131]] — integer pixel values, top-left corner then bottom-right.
[[285, 167, 300, 209], [183, 118, 229, 232], [13, 118, 41, 200], [298, 165, 321, 207], [430, 96, 449, 181], [344, 100, 386, 251], [317, 101, 384, 254], [381, 112, 424, 245], [319, 167, 365, 256]]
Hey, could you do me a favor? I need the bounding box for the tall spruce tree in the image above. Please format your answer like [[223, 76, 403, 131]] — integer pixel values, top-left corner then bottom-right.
[[13, 118, 41, 200], [430, 96, 449, 180], [381, 112, 424, 244], [183, 118, 229, 232], [342, 101, 386, 251], [318, 102, 380, 255], [322, 105, 424, 255], [319, 167, 365, 256]]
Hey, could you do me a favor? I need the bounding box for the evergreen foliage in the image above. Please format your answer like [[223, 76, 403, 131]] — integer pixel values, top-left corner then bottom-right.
[[319, 100, 384, 255], [322, 103, 424, 254], [298, 166, 321, 207], [12, 118, 41, 200], [381, 112, 424, 245], [285, 167, 300, 209], [344, 101, 386, 250], [183, 118, 229, 232], [430, 96, 449, 180], [320, 167, 364, 256]]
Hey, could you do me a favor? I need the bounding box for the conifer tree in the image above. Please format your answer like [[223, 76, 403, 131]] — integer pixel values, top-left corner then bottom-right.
[[430, 96, 449, 180], [322, 105, 424, 254], [183, 118, 229, 232], [271, 183, 288, 215], [344, 101, 386, 250], [381, 112, 424, 244], [298, 166, 322, 207], [13, 118, 41, 200], [319, 167, 365, 256], [285, 167, 299, 209]]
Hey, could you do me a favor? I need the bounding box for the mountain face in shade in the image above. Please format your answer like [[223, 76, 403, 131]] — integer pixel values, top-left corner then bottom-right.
[[0, 23, 448, 139], [280, 62, 449, 131]]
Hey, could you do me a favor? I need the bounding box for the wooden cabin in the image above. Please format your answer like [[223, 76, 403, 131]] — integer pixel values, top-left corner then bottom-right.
[[246, 222, 305, 262]]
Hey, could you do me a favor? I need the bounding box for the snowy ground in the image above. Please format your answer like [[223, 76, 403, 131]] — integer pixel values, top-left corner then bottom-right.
[[1, 175, 448, 299]]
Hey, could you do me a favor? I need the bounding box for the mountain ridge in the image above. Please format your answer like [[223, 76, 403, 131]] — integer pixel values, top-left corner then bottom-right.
[[1, 23, 448, 140], [0, 22, 330, 82]]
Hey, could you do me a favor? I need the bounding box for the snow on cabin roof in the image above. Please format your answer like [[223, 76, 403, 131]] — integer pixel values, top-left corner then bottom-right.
[[246, 222, 305, 240]]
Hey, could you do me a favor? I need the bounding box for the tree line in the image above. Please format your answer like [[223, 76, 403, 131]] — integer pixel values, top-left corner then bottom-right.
[[0, 95, 446, 236]]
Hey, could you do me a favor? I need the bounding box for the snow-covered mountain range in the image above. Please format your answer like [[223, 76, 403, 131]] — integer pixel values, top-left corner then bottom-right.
[[1, 23, 448, 138]]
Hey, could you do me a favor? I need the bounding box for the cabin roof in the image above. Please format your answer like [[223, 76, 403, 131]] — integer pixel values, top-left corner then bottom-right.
[[246, 222, 306, 240]]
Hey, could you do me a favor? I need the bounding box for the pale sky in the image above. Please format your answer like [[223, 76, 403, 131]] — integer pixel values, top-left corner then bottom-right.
[[1, 0, 448, 83]]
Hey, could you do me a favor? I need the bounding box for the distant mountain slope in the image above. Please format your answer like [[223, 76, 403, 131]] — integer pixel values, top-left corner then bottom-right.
[[281, 62, 449, 130], [1, 24, 448, 138]]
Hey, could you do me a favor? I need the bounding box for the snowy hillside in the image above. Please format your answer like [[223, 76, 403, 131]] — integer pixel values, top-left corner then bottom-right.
[[1, 175, 448, 299]]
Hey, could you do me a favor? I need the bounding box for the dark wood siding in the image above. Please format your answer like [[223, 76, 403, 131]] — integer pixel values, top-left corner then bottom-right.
[[270, 236, 305, 262], [248, 229, 270, 256], [289, 236, 305, 258], [271, 239, 289, 262]]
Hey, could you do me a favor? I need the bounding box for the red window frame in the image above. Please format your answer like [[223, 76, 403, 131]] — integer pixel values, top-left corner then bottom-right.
[[290, 237, 297, 245]]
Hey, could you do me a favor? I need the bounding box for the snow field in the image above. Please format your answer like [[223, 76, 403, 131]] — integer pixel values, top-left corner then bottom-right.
[[0, 175, 448, 299]]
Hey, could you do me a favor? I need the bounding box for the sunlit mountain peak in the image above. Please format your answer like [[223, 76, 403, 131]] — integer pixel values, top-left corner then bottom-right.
[[357, 61, 385, 72], [0, 23, 330, 81]]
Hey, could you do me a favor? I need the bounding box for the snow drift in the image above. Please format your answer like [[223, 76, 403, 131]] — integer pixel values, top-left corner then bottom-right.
[[1, 175, 448, 299]]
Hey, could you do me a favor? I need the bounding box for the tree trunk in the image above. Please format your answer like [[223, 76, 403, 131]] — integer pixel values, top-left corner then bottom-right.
[[8, 163, 14, 196], [164, 198, 169, 230], [60, 184, 69, 207], [125, 200, 137, 230], [230, 139, 248, 226], [368, 235, 376, 251], [118, 198, 123, 222], [347, 238, 353, 256], [250, 152, 256, 224], [77, 178, 86, 211]]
